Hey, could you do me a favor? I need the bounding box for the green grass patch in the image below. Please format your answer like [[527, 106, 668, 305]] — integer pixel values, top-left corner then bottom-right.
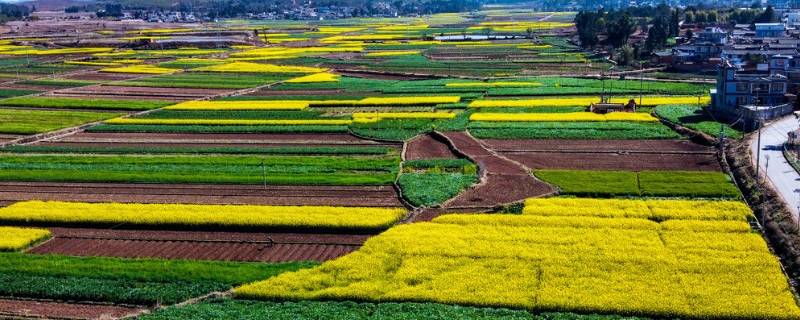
[[0, 253, 313, 305], [535, 169, 740, 198], [138, 298, 641, 320], [0, 89, 39, 98], [2, 145, 393, 156], [0, 97, 172, 110], [398, 172, 477, 207], [469, 122, 680, 140], [0, 108, 123, 135], [0, 154, 400, 186], [654, 104, 742, 139], [116, 72, 287, 89]]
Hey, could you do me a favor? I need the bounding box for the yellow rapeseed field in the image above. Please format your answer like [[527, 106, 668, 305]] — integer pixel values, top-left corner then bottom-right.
[[234, 198, 799, 319], [105, 118, 358, 126], [0, 201, 406, 230], [522, 198, 753, 221], [285, 72, 340, 83], [356, 96, 460, 105], [101, 64, 179, 74], [0, 226, 51, 252], [365, 50, 421, 57], [469, 96, 711, 108], [470, 112, 658, 122], [352, 112, 457, 120], [164, 100, 310, 110], [194, 62, 326, 73]]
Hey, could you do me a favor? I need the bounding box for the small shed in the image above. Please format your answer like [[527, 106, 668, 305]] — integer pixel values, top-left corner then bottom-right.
[[589, 99, 637, 114]]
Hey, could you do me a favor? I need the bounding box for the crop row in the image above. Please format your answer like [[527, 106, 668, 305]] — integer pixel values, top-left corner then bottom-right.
[[0, 226, 50, 251], [535, 170, 741, 198], [0, 201, 406, 231], [469, 96, 710, 108], [522, 198, 751, 221], [2, 145, 393, 156], [0, 108, 124, 135], [233, 202, 797, 319], [468, 121, 680, 140], [0, 154, 400, 185], [470, 112, 658, 122], [0, 253, 312, 305], [0, 96, 173, 110]]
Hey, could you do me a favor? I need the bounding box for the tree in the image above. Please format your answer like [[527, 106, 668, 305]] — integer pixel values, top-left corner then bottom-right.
[[620, 44, 635, 65], [606, 13, 635, 48], [756, 5, 776, 23], [685, 11, 694, 23], [645, 16, 669, 52], [686, 29, 694, 40], [669, 9, 680, 37], [707, 11, 717, 23]]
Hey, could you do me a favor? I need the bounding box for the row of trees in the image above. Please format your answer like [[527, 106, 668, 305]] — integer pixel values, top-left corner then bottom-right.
[[685, 7, 777, 24], [575, 4, 679, 51], [0, 3, 32, 23]]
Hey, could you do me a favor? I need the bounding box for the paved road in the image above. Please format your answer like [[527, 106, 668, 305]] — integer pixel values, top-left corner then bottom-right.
[[750, 115, 800, 221]]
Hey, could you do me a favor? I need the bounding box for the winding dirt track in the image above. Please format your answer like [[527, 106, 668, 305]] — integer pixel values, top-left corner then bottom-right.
[[30, 228, 368, 262], [0, 299, 146, 320], [431, 131, 555, 211]]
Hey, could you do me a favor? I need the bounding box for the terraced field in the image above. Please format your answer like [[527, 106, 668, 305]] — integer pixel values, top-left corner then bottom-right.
[[0, 7, 792, 320]]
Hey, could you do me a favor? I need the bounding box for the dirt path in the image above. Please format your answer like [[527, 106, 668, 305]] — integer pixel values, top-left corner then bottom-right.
[[413, 131, 555, 220], [0, 298, 146, 320]]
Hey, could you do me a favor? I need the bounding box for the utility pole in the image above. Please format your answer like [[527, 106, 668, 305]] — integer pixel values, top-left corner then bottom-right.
[[756, 118, 763, 185], [260, 159, 267, 191], [639, 64, 643, 106]]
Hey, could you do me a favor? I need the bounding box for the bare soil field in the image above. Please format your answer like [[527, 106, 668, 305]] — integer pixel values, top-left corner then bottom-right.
[[46, 85, 231, 101], [29, 228, 369, 262], [404, 134, 458, 160], [63, 72, 146, 82], [243, 89, 345, 96], [0, 298, 146, 320], [0, 182, 404, 207], [480, 139, 721, 171], [0, 134, 21, 144]]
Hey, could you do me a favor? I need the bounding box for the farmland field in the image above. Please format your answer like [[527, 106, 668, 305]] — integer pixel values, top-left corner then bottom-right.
[[0, 6, 796, 320]]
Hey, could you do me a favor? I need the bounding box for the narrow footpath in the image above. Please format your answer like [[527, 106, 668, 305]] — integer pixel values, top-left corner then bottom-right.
[[750, 115, 800, 221]]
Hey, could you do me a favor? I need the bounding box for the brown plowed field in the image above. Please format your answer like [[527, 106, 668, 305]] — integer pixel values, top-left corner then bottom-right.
[[405, 134, 458, 160], [480, 139, 713, 153], [46, 85, 230, 101], [0, 298, 146, 320], [29, 228, 369, 262], [48, 132, 400, 146], [64, 72, 144, 81], [502, 152, 721, 171], [243, 89, 344, 97], [0, 182, 404, 207], [480, 139, 721, 171], [0, 134, 20, 144]]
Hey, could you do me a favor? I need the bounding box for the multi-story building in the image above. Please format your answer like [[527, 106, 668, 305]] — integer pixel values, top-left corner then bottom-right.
[[711, 60, 794, 128]]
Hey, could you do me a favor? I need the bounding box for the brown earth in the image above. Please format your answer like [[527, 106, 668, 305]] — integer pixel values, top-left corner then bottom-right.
[[404, 134, 458, 160], [63, 72, 146, 82], [0, 298, 146, 320], [0, 182, 404, 207], [0, 134, 21, 144], [243, 89, 345, 97], [480, 139, 720, 171], [45, 85, 231, 101], [29, 228, 370, 262]]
